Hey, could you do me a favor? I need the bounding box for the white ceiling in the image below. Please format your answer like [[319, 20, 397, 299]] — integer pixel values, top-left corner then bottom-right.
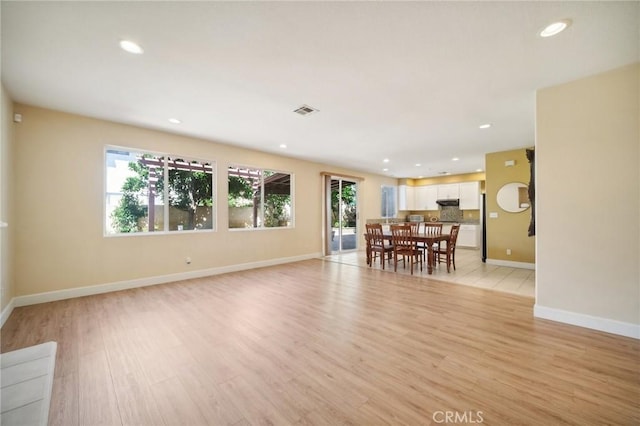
[[2, 1, 638, 178]]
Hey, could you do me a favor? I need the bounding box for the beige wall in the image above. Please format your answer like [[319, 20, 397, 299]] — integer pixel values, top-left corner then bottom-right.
[[10, 104, 396, 298], [1, 84, 15, 312], [536, 63, 639, 326], [485, 148, 535, 264]]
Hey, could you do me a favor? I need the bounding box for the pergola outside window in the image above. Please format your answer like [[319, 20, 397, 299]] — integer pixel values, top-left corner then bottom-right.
[[105, 148, 214, 235]]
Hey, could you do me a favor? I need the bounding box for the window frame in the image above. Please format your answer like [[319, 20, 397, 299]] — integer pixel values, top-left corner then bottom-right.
[[227, 164, 294, 231], [104, 145, 216, 237]]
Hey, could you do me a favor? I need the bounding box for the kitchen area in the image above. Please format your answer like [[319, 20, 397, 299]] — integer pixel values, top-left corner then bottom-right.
[[362, 147, 535, 275], [371, 174, 484, 251], [355, 149, 535, 296]]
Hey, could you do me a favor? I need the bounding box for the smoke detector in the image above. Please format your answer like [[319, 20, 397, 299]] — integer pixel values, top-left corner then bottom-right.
[[293, 105, 319, 116]]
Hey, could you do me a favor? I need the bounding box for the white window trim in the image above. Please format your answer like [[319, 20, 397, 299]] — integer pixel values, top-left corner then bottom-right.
[[104, 145, 216, 237], [227, 163, 295, 231]]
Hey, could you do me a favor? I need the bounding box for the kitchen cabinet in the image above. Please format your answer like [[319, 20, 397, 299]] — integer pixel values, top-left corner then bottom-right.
[[414, 185, 438, 210], [437, 183, 459, 200], [459, 181, 480, 210], [403, 181, 480, 211], [398, 185, 415, 210], [457, 224, 480, 248]]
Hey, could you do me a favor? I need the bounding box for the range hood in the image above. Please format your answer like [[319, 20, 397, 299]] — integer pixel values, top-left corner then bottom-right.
[[436, 199, 460, 207]]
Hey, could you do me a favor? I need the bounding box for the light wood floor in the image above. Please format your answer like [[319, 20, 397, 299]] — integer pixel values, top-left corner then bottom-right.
[[1, 259, 638, 425]]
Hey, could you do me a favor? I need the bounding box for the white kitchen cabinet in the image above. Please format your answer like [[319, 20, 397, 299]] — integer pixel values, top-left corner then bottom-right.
[[414, 185, 438, 210], [457, 224, 480, 248], [398, 185, 407, 210], [437, 183, 459, 200], [398, 185, 415, 210], [459, 181, 480, 210]]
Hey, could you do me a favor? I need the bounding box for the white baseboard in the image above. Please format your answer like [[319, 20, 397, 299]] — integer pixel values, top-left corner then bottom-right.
[[534, 304, 640, 339], [1, 297, 15, 327], [13, 252, 322, 308], [486, 258, 535, 270]]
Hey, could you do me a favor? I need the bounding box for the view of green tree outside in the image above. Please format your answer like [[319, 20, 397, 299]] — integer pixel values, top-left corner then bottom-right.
[[228, 167, 292, 228], [331, 181, 356, 228], [164, 161, 213, 230], [106, 149, 213, 233]]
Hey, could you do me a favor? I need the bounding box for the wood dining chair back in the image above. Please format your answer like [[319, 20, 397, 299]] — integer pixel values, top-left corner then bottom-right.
[[419, 222, 443, 261], [423, 222, 443, 235], [390, 224, 423, 275], [404, 221, 420, 236], [365, 223, 393, 269], [436, 224, 460, 272]]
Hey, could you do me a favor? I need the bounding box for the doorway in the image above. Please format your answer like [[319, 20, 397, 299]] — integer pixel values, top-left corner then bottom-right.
[[327, 177, 358, 254]]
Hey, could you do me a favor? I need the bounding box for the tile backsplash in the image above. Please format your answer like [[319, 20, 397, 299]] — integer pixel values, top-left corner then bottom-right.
[[439, 206, 463, 222]]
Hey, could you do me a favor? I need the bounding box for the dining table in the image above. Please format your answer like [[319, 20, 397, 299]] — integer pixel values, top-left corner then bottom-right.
[[365, 231, 451, 275]]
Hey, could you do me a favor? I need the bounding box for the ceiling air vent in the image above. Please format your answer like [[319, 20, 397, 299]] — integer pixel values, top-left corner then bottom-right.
[[293, 104, 319, 116]]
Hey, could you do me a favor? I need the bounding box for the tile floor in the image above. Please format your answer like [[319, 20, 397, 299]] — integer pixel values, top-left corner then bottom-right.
[[324, 248, 535, 298]]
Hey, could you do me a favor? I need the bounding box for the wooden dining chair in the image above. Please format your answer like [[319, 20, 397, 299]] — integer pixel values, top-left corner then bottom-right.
[[423, 222, 443, 235], [405, 221, 420, 234], [365, 223, 393, 269], [435, 224, 460, 272], [390, 224, 423, 275], [419, 222, 443, 262]]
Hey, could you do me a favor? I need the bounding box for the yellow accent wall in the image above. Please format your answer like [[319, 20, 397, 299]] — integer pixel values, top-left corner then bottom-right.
[[9, 104, 396, 298], [409, 171, 486, 186], [536, 63, 639, 326], [485, 148, 535, 264]]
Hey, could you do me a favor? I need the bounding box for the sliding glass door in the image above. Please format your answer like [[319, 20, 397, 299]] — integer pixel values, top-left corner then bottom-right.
[[329, 178, 358, 254]]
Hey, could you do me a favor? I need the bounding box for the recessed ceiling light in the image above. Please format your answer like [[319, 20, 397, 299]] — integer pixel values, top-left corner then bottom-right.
[[479, 123, 491, 129], [119, 40, 144, 54], [383, 168, 389, 172], [168, 118, 181, 124], [452, 157, 459, 161], [383, 158, 390, 163], [540, 19, 572, 38], [476, 168, 483, 172], [279, 144, 287, 149], [415, 163, 421, 167]]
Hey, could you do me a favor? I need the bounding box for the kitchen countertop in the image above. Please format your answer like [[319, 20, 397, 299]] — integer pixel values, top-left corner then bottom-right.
[[439, 220, 480, 224], [367, 218, 480, 225]]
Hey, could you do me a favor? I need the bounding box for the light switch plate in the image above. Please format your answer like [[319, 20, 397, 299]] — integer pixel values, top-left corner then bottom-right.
[[489, 212, 498, 218]]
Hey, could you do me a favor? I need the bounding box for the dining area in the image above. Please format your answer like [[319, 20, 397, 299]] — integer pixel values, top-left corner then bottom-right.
[[365, 222, 460, 276]]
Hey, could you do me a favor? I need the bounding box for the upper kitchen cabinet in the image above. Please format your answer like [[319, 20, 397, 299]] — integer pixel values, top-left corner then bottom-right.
[[398, 185, 416, 210], [437, 183, 460, 200], [415, 185, 438, 210], [459, 181, 480, 210]]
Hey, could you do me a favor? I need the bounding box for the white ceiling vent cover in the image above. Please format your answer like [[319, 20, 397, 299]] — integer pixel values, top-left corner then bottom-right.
[[293, 105, 319, 116]]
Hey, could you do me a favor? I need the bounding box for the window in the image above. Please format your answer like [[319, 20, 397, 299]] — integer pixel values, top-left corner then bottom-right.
[[105, 147, 214, 235], [381, 185, 397, 218], [228, 166, 293, 229]]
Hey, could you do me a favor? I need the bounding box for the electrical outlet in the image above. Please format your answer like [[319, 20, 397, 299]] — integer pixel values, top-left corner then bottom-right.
[[506, 249, 512, 255]]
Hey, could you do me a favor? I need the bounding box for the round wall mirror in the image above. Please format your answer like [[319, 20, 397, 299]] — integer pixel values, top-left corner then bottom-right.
[[497, 182, 530, 213]]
